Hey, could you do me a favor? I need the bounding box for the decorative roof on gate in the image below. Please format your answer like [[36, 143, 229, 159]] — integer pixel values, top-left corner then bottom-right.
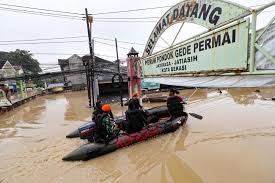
[[127, 47, 139, 56]]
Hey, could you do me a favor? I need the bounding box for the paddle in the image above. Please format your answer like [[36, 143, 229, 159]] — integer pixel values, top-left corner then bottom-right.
[[188, 112, 203, 120], [179, 101, 203, 120]]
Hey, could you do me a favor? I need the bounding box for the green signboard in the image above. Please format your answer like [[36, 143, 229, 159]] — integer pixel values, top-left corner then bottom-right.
[[143, 0, 250, 57], [141, 19, 249, 77], [141, 81, 160, 89]]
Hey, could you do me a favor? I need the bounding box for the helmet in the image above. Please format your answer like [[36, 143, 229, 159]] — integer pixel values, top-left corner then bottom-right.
[[132, 93, 138, 97], [101, 104, 111, 112]]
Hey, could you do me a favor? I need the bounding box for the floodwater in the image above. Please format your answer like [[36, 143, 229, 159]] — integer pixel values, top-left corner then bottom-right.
[[0, 89, 275, 183]]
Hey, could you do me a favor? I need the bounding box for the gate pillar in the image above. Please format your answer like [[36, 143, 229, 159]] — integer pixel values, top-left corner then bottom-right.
[[127, 47, 142, 99]]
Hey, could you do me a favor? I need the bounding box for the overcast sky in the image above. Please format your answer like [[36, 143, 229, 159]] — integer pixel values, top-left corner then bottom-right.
[[0, 0, 274, 72]]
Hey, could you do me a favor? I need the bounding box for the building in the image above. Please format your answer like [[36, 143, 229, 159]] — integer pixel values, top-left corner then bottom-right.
[[58, 54, 86, 87], [0, 60, 16, 79], [58, 54, 127, 88], [0, 60, 17, 92]]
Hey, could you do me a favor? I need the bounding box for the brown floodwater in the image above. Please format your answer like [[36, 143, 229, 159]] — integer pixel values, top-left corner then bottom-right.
[[0, 89, 275, 183]]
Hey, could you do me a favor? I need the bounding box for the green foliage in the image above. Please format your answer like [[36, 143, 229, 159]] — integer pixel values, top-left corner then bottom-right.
[[0, 49, 42, 74]]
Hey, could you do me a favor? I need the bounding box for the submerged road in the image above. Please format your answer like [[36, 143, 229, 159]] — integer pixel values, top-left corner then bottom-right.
[[0, 89, 275, 183]]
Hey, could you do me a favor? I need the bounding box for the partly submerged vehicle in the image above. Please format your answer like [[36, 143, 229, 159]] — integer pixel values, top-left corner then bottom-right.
[[65, 106, 171, 141], [62, 113, 188, 161]]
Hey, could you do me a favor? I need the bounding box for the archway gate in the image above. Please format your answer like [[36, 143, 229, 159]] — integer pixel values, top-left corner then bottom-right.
[[139, 0, 275, 88]]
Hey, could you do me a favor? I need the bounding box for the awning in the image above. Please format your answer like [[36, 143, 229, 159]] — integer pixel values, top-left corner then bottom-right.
[[144, 75, 275, 88]]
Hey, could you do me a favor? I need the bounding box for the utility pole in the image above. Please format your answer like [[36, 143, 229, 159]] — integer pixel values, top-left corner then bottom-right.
[[83, 59, 91, 108], [115, 38, 123, 106], [92, 39, 98, 104], [85, 8, 95, 108], [115, 38, 120, 73]]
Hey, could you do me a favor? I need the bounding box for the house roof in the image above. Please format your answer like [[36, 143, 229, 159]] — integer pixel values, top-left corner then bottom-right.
[[58, 59, 69, 65], [94, 56, 116, 65], [58, 59, 69, 71]]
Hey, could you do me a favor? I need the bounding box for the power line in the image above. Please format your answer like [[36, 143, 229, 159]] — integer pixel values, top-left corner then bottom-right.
[[0, 35, 164, 49], [94, 20, 156, 23], [90, 3, 271, 16], [0, 2, 271, 21], [0, 35, 144, 46], [0, 40, 87, 45], [32, 53, 86, 56], [94, 40, 129, 50], [0, 60, 125, 67], [93, 37, 166, 48], [97, 53, 124, 59], [0, 7, 82, 20], [0, 6, 159, 21], [0, 8, 82, 20], [94, 37, 144, 46], [90, 5, 172, 16], [0, 2, 82, 15], [94, 16, 160, 20], [0, 37, 137, 49], [0, 36, 86, 43], [0, 6, 81, 18], [0, 1, 265, 17], [31, 52, 122, 59]]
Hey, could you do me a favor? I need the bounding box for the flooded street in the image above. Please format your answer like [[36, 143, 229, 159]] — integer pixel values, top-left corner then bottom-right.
[[1, 89, 275, 183]]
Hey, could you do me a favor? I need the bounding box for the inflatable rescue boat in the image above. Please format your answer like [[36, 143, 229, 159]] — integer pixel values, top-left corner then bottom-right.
[[62, 113, 188, 161], [66, 106, 171, 141]]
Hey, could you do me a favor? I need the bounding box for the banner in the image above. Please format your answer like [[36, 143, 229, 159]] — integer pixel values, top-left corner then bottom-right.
[[141, 20, 249, 77], [143, 0, 250, 57]]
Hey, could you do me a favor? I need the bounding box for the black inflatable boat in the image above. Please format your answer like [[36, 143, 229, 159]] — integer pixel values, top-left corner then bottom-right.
[[62, 113, 188, 161], [65, 106, 171, 140]]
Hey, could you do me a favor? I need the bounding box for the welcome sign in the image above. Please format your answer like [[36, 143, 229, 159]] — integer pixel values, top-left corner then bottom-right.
[[143, 0, 250, 57], [141, 20, 249, 77]]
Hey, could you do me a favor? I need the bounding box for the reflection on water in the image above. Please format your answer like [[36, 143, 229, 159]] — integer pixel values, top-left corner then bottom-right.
[[63, 92, 91, 121], [0, 98, 46, 139], [76, 125, 202, 183], [227, 87, 275, 105], [0, 88, 275, 183], [227, 88, 258, 105]]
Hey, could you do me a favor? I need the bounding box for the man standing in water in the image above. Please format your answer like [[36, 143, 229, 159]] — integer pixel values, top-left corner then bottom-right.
[[167, 88, 185, 118]]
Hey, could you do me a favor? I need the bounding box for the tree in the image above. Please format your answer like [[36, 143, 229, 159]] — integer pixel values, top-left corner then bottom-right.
[[0, 49, 42, 74]]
